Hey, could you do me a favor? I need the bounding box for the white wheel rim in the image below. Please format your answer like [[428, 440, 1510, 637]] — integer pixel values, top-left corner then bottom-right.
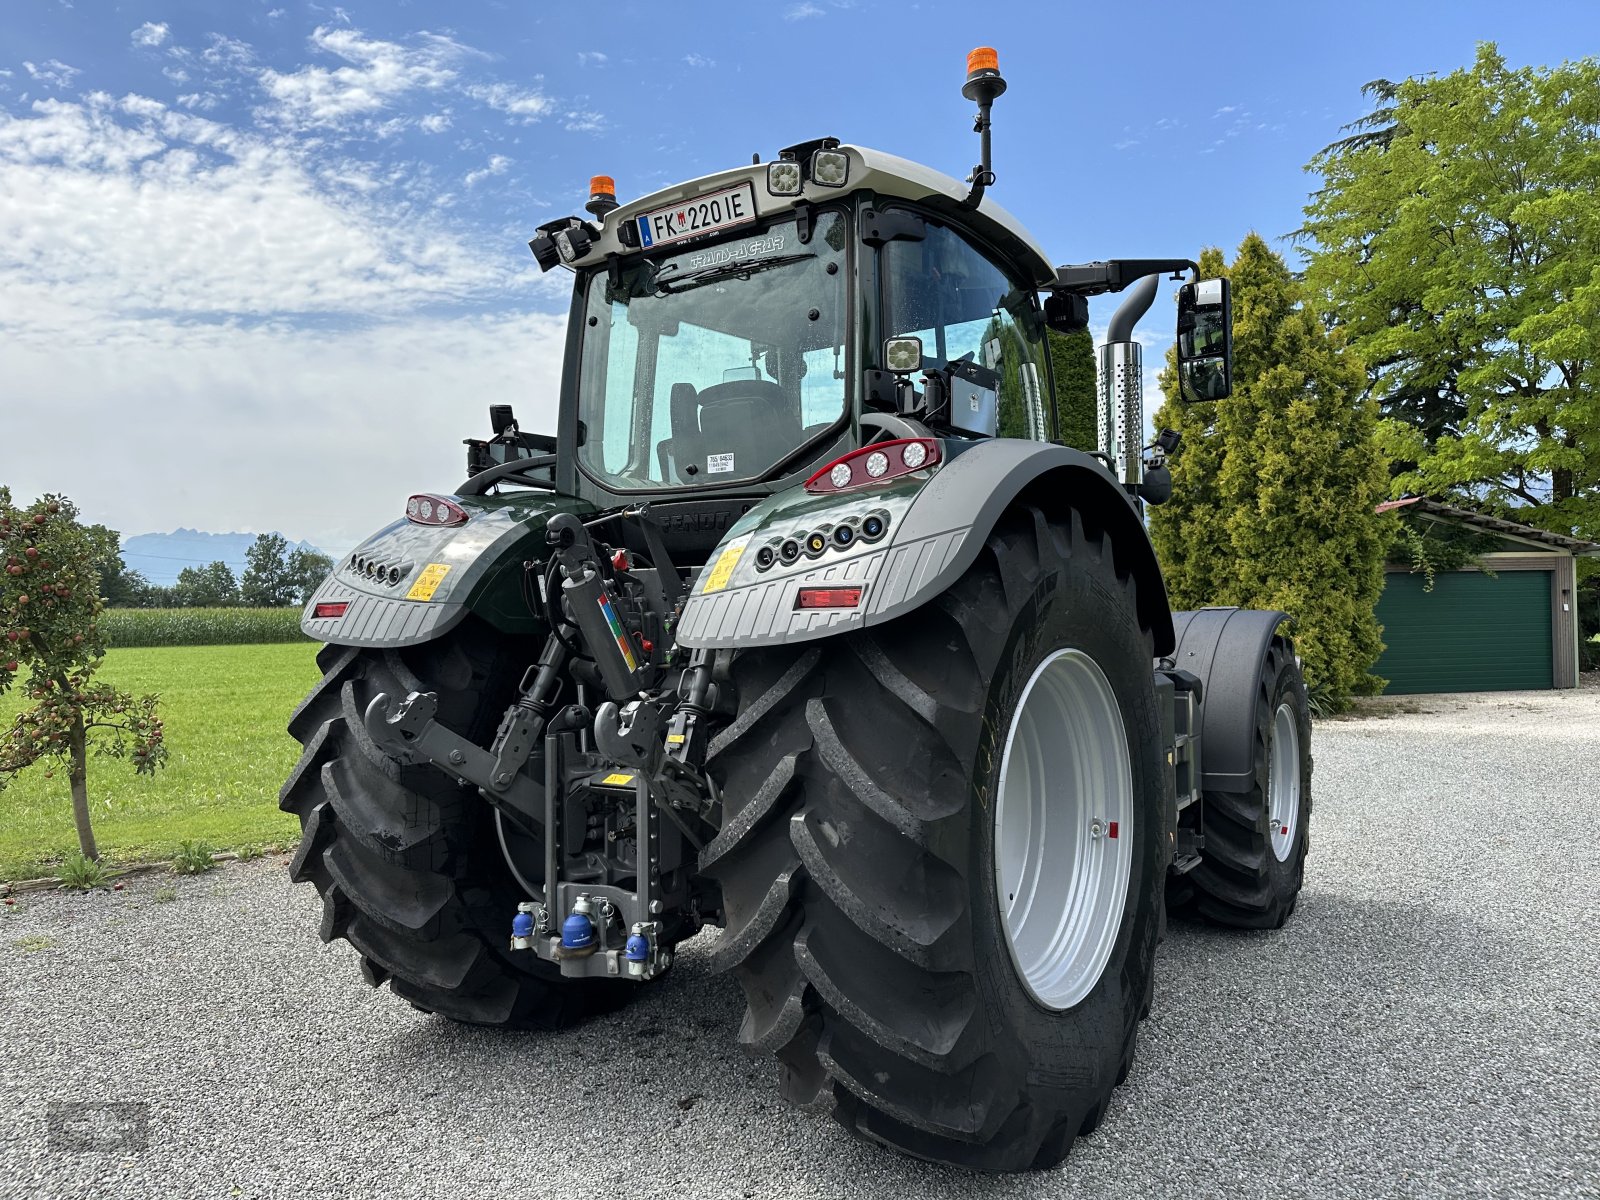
[[1268, 702, 1301, 862], [994, 649, 1133, 1011]]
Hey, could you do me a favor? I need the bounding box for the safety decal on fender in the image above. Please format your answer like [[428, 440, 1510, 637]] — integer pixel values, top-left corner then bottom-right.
[[406, 562, 451, 601], [600, 772, 635, 787], [700, 537, 749, 594]]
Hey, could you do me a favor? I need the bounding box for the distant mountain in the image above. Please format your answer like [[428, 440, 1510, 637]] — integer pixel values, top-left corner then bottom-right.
[[122, 529, 329, 587]]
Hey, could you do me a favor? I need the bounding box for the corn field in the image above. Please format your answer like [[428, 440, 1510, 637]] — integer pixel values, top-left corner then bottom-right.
[[101, 607, 309, 647]]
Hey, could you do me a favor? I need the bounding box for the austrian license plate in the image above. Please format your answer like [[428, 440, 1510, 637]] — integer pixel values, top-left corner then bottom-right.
[[636, 182, 757, 250]]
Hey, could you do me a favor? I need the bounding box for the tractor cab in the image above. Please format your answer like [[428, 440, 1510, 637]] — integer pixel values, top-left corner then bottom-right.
[[518, 137, 1064, 565]]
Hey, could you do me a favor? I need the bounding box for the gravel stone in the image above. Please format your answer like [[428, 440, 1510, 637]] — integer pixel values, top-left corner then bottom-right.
[[1, 688, 1596, 1199]]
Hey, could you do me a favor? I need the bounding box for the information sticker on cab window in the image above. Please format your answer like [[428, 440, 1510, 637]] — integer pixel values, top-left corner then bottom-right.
[[406, 563, 451, 601], [700, 537, 749, 594], [707, 453, 734, 474]]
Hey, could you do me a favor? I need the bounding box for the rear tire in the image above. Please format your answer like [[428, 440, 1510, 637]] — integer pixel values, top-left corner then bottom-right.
[[1182, 636, 1312, 929], [700, 504, 1166, 1171], [280, 623, 641, 1027]]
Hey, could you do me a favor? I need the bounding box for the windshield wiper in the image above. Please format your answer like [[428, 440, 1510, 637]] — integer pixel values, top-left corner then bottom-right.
[[652, 252, 816, 295]]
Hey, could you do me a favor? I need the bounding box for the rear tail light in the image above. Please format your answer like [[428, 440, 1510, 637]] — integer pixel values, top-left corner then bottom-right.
[[804, 439, 940, 494], [311, 601, 349, 619], [406, 494, 469, 526], [795, 586, 863, 610]]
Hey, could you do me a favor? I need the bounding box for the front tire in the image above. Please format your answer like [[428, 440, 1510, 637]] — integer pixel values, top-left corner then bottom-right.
[[280, 623, 639, 1027], [1181, 636, 1312, 929], [700, 504, 1167, 1170]]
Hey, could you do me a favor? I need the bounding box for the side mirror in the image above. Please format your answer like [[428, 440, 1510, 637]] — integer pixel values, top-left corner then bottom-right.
[[1176, 278, 1232, 402]]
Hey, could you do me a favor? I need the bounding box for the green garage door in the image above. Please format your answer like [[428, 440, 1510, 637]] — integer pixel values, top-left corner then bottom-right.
[[1374, 570, 1552, 693]]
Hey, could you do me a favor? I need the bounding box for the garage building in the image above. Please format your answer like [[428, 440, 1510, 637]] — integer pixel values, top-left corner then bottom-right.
[[1374, 498, 1598, 694]]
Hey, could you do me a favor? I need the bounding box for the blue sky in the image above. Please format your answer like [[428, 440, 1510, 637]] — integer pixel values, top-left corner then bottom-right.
[[2, 0, 1596, 554]]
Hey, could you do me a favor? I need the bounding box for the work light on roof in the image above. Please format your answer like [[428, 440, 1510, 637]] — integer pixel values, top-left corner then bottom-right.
[[767, 160, 802, 196], [810, 148, 848, 187]]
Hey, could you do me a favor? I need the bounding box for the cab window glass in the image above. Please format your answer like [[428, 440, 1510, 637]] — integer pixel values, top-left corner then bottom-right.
[[883, 218, 1050, 440]]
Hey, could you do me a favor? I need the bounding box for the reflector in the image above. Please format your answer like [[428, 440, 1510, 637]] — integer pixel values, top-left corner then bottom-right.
[[796, 586, 863, 610]]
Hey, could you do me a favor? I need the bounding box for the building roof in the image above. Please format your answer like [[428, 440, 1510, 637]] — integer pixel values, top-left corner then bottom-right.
[[1376, 496, 1600, 556]]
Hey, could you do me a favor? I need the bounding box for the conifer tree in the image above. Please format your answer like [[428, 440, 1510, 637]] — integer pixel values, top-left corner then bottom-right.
[[1047, 327, 1098, 450], [1150, 236, 1390, 704]]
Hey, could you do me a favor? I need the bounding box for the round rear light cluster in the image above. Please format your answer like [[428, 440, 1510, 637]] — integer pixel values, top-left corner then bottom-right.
[[755, 510, 889, 572], [804, 439, 941, 494]]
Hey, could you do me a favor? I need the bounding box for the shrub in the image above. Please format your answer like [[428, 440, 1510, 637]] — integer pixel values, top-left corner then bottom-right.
[[100, 607, 309, 648], [56, 849, 109, 890]]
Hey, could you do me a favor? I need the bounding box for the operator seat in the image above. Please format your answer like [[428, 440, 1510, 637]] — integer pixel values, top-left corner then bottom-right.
[[658, 380, 802, 482]]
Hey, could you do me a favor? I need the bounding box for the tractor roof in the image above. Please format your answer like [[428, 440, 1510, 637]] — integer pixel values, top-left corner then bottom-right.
[[566, 143, 1056, 288]]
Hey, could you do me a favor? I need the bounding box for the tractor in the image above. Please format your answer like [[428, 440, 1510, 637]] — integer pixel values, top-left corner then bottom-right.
[[282, 48, 1312, 1172]]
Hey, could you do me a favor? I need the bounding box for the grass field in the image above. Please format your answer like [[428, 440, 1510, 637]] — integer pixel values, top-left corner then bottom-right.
[[0, 643, 320, 880]]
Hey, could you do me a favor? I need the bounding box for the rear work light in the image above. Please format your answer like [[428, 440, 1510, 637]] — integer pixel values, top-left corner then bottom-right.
[[804, 439, 941, 494], [406, 494, 469, 526], [795, 586, 863, 610], [311, 601, 349, 619]]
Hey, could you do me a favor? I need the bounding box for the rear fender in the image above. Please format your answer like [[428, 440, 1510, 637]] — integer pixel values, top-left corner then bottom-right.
[[1170, 607, 1292, 793], [674, 439, 1176, 655], [301, 492, 595, 648]]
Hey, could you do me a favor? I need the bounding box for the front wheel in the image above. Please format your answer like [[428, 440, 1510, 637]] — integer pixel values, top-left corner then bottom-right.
[[700, 504, 1166, 1170], [1181, 636, 1312, 928]]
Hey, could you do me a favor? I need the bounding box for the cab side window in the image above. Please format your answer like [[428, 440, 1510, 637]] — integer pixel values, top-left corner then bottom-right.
[[882, 218, 1052, 441]]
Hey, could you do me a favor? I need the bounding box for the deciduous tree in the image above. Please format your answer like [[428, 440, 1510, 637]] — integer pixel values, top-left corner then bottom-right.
[[0, 490, 166, 861]]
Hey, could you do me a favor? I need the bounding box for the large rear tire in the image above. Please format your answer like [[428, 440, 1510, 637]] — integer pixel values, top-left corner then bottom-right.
[[700, 504, 1167, 1171], [1181, 636, 1312, 929], [280, 623, 640, 1027]]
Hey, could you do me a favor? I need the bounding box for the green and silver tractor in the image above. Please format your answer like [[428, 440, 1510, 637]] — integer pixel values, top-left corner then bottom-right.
[[282, 49, 1311, 1171]]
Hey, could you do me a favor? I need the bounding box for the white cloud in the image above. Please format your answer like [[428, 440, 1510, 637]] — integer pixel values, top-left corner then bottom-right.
[[464, 153, 510, 187], [131, 22, 170, 48], [418, 111, 451, 133], [682, 53, 715, 68], [0, 311, 567, 552], [259, 26, 463, 128], [563, 109, 604, 133], [463, 81, 551, 123], [23, 60, 81, 89], [202, 34, 254, 69], [577, 51, 607, 67], [0, 94, 510, 321], [785, 2, 825, 18]]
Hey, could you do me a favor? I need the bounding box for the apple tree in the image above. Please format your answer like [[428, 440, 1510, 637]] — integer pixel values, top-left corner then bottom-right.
[[0, 489, 167, 862]]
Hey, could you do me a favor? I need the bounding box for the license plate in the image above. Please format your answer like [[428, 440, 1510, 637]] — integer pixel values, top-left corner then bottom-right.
[[636, 182, 757, 250]]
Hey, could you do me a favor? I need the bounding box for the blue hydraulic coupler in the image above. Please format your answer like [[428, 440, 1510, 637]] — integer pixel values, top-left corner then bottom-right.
[[510, 902, 538, 951], [561, 910, 595, 951], [625, 932, 649, 962]]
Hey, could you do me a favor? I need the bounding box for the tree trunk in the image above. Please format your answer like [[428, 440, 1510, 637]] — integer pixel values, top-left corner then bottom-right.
[[67, 710, 98, 862]]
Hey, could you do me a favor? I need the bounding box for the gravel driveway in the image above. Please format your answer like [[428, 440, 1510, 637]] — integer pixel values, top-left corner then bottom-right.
[[2, 689, 1596, 1200]]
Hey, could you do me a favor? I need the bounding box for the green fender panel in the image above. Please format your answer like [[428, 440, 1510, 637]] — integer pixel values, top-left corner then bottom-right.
[[300, 492, 595, 648]]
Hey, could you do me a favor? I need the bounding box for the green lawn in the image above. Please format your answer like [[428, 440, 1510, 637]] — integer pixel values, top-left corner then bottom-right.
[[0, 643, 321, 880]]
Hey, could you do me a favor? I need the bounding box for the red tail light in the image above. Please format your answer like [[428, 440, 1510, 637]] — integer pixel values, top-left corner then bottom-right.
[[804, 439, 941, 494], [311, 601, 349, 619], [795, 586, 863, 610], [406, 494, 469, 526]]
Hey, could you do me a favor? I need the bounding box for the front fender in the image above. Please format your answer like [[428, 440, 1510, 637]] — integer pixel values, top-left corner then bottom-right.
[[674, 439, 1175, 655], [301, 492, 596, 648]]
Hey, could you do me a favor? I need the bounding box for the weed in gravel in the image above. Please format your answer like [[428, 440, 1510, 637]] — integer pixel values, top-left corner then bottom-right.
[[14, 934, 53, 952], [235, 843, 264, 862], [153, 885, 178, 903], [171, 841, 217, 875], [56, 851, 109, 891]]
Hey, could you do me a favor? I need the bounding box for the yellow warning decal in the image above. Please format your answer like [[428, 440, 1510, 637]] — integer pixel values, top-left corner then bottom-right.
[[406, 562, 452, 601], [600, 772, 635, 787], [701, 537, 749, 594]]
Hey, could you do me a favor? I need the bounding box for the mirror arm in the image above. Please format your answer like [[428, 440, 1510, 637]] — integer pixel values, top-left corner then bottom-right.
[[1050, 258, 1198, 297]]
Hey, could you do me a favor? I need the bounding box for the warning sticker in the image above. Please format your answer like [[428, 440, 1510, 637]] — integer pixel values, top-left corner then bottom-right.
[[700, 537, 748, 594], [707, 452, 735, 474], [406, 562, 451, 601], [600, 772, 635, 787]]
